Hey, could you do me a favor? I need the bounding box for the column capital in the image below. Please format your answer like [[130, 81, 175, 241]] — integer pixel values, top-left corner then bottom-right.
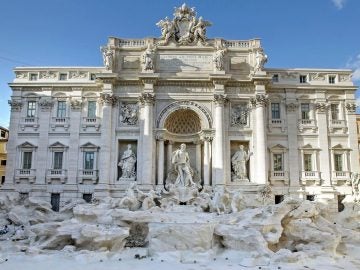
[[8, 100, 23, 112], [99, 93, 117, 106], [250, 94, 269, 108], [315, 102, 329, 113], [138, 93, 155, 105], [38, 98, 54, 112], [213, 93, 228, 106], [345, 102, 357, 114]]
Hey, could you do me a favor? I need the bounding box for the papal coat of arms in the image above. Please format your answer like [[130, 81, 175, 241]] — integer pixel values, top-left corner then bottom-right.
[[156, 3, 212, 46]]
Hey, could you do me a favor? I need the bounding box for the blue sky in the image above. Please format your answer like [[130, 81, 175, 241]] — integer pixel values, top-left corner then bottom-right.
[[0, 0, 359, 128]]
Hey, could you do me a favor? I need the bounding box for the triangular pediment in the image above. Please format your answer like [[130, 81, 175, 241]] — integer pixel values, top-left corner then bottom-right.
[[270, 144, 287, 150], [80, 142, 100, 150], [302, 144, 313, 149], [49, 141, 67, 148], [18, 141, 37, 148]]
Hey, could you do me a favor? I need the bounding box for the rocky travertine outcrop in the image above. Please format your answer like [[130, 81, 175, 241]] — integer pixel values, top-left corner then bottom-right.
[[0, 193, 359, 267]]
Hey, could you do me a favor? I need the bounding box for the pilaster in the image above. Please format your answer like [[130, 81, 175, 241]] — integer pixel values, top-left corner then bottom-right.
[[315, 94, 331, 186], [285, 89, 300, 188]]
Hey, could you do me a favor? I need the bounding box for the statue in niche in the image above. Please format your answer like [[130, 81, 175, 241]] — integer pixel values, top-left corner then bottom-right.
[[141, 44, 156, 71], [254, 49, 268, 73], [231, 144, 252, 181], [171, 143, 196, 187], [120, 103, 138, 125], [101, 47, 113, 70], [118, 144, 136, 180], [213, 47, 227, 71]]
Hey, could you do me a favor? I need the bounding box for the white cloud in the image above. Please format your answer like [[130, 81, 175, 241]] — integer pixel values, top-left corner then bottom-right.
[[346, 54, 360, 82], [332, 0, 346, 9]]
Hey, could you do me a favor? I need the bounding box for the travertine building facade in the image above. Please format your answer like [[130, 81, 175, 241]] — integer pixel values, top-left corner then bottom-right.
[[2, 5, 359, 211]]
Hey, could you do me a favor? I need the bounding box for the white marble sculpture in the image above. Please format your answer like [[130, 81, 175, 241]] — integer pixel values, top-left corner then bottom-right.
[[119, 103, 138, 125], [101, 46, 113, 70], [213, 47, 226, 71], [118, 182, 140, 210], [171, 143, 196, 187], [156, 4, 211, 45], [231, 144, 252, 181], [141, 44, 156, 71], [254, 49, 267, 73], [118, 144, 136, 180]]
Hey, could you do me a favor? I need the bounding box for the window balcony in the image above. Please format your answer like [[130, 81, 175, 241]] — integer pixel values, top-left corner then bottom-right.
[[301, 171, 321, 185], [82, 117, 101, 131], [269, 171, 289, 185], [46, 169, 67, 184], [268, 119, 286, 132], [78, 169, 99, 184], [332, 171, 350, 185], [329, 120, 347, 133], [19, 117, 39, 131], [15, 169, 36, 183], [50, 117, 70, 131], [298, 119, 317, 133]]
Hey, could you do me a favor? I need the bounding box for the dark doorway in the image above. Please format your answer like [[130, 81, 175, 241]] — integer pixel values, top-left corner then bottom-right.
[[51, 193, 60, 212], [83, 193, 93, 203]]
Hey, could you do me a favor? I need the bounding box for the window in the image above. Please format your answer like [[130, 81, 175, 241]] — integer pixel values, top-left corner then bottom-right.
[[272, 74, 279, 82], [51, 193, 60, 212], [301, 103, 310, 120], [1, 160, 6, 166], [90, 73, 96, 80], [328, 75, 336, 84], [306, 195, 315, 201], [304, 154, 312, 171], [334, 154, 343, 171], [87, 101, 96, 118], [299, 75, 307, 83], [29, 73, 38, 81], [22, 152, 32, 169], [275, 195, 284, 204], [84, 152, 95, 170], [53, 152, 63, 169], [273, 154, 283, 171], [271, 103, 280, 119], [57, 101, 67, 118], [1, 176, 5, 184], [1, 130, 5, 138], [27, 101, 36, 117], [83, 193, 93, 203], [330, 104, 339, 120], [59, 73, 67, 81]]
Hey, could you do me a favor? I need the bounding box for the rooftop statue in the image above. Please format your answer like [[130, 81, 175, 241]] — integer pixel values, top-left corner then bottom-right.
[[156, 3, 212, 46]]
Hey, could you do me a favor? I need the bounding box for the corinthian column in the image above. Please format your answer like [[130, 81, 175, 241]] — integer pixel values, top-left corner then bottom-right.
[[251, 94, 268, 184], [156, 134, 165, 186], [138, 93, 155, 186], [213, 94, 227, 186]]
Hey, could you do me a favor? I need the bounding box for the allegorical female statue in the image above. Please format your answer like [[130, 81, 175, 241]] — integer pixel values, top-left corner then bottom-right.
[[231, 144, 252, 181], [118, 144, 136, 180]]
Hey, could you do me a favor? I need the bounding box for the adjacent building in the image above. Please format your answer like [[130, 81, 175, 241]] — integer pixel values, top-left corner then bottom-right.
[[2, 5, 359, 212], [0, 126, 9, 185]]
